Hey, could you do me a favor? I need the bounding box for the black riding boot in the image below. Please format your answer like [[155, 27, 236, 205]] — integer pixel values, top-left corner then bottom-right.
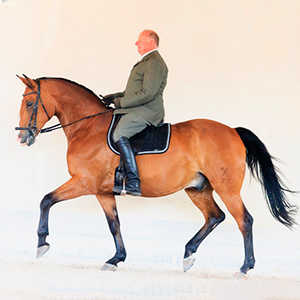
[[112, 136, 142, 196]]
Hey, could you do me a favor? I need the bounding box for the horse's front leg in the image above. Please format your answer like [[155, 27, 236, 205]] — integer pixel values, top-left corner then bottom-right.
[[96, 193, 127, 271], [37, 176, 87, 258]]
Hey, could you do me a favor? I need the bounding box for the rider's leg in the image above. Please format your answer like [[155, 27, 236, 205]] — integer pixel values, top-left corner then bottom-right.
[[112, 114, 149, 196], [113, 136, 141, 196]]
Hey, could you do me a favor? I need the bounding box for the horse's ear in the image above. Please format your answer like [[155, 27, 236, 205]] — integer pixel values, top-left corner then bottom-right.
[[16, 74, 36, 89]]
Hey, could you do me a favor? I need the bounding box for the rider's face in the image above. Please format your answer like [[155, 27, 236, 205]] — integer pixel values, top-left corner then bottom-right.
[[135, 32, 153, 55]]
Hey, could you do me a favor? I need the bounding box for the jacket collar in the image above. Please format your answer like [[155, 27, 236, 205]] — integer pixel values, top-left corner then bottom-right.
[[139, 49, 158, 62], [133, 50, 158, 68]]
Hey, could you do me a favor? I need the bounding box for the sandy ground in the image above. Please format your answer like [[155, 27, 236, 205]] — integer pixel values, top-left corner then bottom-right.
[[0, 208, 299, 300]]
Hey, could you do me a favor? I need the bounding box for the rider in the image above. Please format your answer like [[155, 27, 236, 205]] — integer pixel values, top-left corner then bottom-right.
[[102, 29, 168, 196]]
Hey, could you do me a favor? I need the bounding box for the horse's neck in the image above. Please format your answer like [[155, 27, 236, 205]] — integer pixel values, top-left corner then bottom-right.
[[48, 80, 109, 136], [55, 96, 101, 124]]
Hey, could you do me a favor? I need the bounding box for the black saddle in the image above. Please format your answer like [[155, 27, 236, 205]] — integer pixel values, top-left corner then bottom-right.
[[107, 115, 171, 156]]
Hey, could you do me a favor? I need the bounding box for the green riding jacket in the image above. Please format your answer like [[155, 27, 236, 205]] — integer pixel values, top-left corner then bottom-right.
[[112, 50, 168, 126]]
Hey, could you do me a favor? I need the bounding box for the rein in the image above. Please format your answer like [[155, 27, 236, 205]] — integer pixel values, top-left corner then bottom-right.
[[15, 81, 114, 135], [40, 109, 113, 133]]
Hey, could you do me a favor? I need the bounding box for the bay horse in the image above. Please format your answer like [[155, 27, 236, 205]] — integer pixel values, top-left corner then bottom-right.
[[16, 75, 297, 279]]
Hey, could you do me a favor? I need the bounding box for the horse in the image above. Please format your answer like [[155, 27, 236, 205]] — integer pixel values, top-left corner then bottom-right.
[[15, 75, 297, 279]]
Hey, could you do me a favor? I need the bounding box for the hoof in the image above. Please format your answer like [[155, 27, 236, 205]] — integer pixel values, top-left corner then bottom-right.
[[101, 263, 118, 271], [36, 245, 50, 259], [183, 254, 195, 272], [234, 271, 248, 281]]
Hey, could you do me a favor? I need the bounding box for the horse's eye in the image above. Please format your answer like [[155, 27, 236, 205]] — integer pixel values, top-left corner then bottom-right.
[[26, 102, 33, 108]]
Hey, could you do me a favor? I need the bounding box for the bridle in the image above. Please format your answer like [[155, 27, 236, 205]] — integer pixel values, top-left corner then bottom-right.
[[15, 81, 114, 137], [15, 81, 50, 138]]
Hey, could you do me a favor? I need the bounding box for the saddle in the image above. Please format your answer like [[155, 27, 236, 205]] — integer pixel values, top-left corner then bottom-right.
[[107, 115, 171, 156], [107, 115, 171, 195]]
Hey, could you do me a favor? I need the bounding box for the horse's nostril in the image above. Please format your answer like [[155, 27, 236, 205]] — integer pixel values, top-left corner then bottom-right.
[[27, 135, 35, 146]]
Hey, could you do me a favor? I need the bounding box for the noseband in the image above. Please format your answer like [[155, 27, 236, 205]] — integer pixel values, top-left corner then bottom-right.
[[15, 81, 50, 138]]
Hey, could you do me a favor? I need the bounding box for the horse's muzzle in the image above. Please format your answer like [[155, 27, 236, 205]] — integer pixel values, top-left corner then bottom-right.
[[17, 131, 36, 146]]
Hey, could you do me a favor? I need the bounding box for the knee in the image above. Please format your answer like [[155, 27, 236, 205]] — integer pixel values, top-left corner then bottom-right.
[[113, 125, 132, 142], [113, 129, 123, 143], [40, 193, 56, 211], [208, 210, 226, 229], [113, 117, 130, 142]]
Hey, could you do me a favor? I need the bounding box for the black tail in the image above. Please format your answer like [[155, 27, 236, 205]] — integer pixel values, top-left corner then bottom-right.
[[235, 127, 297, 229]]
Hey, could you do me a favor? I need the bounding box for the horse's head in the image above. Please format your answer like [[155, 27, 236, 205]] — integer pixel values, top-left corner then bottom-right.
[[16, 75, 55, 146]]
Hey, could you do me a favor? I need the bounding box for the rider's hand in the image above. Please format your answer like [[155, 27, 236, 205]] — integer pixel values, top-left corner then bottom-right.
[[101, 94, 114, 106], [114, 97, 122, 108]]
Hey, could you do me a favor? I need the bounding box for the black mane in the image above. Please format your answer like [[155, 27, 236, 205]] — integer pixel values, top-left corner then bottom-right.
[[36, 77, 100, 100]]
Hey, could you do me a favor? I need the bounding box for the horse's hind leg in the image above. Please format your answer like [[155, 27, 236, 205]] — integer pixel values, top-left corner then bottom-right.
[[184, 185, 225, 272], [237, 205, 255, 278], [96, 193, 126, 271], [218, 192, 255, 279]]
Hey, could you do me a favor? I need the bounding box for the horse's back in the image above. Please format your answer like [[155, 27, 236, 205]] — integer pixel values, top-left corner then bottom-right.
[[170, 118, 244, 152]]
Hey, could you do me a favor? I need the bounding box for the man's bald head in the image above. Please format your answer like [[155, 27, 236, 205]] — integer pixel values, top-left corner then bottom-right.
[[135, 30, 160, 55]]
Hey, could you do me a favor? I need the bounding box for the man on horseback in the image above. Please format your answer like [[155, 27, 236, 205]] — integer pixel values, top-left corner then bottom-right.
[[102, 30, 169, 196]]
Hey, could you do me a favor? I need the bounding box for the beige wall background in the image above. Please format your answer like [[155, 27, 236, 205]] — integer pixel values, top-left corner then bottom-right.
[[1, 0, 299, 228]]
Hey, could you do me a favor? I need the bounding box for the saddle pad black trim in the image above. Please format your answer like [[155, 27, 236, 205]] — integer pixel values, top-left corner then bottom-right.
[[107, 115, 171, 156]]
